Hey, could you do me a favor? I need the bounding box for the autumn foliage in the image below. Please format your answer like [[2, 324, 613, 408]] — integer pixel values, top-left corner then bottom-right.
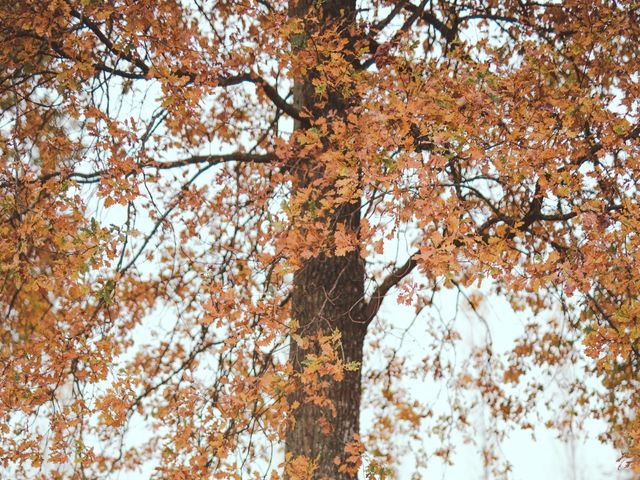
[[1, 0, 639, 478]]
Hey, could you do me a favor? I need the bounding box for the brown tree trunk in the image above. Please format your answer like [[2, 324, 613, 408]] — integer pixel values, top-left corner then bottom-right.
[[286, 253, 366, 479], [285, 1, 366, 479]]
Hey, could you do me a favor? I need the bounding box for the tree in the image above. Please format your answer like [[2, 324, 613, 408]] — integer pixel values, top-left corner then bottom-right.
[[1, 0, 639, 478]]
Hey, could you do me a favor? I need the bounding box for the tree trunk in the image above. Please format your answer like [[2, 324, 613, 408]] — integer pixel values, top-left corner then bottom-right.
[[285, 1, 365, 479], [286, 253, 366, 479]]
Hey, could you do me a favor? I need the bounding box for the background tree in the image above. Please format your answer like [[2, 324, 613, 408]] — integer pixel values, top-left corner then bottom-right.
[[1, 0, 639, 478]]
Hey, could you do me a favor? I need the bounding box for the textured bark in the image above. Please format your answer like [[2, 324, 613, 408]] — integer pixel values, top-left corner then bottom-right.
[[285, 1, 366, 478], [286, 252, 366, 479]]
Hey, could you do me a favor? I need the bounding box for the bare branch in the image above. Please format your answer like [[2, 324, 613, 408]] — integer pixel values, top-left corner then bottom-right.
[[362, 252, 419, 324], [221, 73, 303, 121], [148, 152, 277, 171], [402, 2, 457, 42], [39, 152, 277, 184]]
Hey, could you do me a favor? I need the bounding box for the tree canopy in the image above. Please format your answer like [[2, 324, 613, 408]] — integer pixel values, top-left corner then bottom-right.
[[1, 0, 639, 478]]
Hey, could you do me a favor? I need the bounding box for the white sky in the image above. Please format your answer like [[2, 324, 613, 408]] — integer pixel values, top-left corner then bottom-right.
[[369, 290, 633, 480]]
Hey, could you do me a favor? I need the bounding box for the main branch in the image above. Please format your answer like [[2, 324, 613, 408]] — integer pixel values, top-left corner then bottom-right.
[[362, 252, 419, 325]]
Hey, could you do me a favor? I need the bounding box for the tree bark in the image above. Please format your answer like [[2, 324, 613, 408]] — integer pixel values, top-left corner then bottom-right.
[[286, 253, 366, 479], [285, 1, 366, 478]]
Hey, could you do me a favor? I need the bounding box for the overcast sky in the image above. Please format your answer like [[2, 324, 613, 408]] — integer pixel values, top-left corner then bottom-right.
[[374, 285, 633, 480]]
